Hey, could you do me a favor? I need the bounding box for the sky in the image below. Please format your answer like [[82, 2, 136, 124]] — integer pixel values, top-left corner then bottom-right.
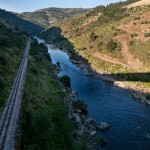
[[0, 0, 126, 13]]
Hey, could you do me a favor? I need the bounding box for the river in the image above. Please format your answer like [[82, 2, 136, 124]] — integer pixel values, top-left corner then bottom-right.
[[37, 38, 150, 150]]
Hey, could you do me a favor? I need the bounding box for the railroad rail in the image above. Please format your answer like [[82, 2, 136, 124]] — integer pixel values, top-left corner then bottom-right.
[[0, 38, 30, 150]]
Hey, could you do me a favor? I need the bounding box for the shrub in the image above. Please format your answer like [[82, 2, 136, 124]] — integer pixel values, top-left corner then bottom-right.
[[133, 22, 136, 25], [130, 33, 138, 38], [134, 17, 141, 20], [130, 40, 135, 46], [113, 32, 118, 37], [73, 100, 88, 112], [106, 39, 118, 51], [60, 75, 71, 87], [146, 95, 150, 100], [89, 32, 98, 41], [144, 33, 150, 37]]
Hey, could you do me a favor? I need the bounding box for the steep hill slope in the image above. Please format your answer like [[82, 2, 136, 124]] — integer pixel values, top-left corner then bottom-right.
[[40, 0, 150, 100], [0, 17, 27, 114], [20, 8, 91, 28], [0, 9, 43, 36]]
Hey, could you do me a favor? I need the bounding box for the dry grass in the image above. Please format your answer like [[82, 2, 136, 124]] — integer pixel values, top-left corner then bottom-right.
[[126, 0, 150, 8]]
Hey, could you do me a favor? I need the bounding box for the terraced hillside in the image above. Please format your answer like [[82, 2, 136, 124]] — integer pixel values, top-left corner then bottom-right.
[[40, 0, 150, 100], [20, 8, 91, 28]]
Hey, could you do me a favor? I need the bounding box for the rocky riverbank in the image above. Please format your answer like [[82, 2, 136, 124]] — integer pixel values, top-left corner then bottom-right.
[[53, 64, 101, 149]]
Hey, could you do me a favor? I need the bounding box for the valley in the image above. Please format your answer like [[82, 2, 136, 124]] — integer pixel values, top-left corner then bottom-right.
[[0, 0, 150, 149]]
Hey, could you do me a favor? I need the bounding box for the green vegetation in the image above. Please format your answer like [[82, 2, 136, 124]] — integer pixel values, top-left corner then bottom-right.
[[141, 20, 150, 24], [60, 75, 71, 87], [129, 40, 150, 67], [0, 18, 27, 115], [93, 134, 107, 147], [89, 32, 98, 41], [130, 33, 138, 38], [73, 100, 88, 112], [144, 33, 150, 37], [134, 17, 141, 20], [106, 39, 119, 52], [21, 8, 91, 28], [0, 9, 43, 36], [16, 40, 76, 150]]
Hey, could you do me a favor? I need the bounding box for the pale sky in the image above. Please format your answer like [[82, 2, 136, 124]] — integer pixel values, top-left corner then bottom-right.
[[0, 0, 126, 13]]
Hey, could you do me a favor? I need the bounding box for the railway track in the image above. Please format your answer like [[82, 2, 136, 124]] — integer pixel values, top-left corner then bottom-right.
[[0, 38, 30, 150]]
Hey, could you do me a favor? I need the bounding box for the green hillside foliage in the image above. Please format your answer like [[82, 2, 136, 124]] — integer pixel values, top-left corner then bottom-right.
[[16, 40, 76, 150], [21, 8, 91, 28], [0, 18, 27, 115], [0, 9, 44, 36]]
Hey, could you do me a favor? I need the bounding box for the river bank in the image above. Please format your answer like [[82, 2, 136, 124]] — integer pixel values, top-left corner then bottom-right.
[[46, 41, 150, 105], [55, 63, 108, 149]]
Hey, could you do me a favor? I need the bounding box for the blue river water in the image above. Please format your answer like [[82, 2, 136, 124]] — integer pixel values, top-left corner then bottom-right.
[[37, 38, 150, 150]]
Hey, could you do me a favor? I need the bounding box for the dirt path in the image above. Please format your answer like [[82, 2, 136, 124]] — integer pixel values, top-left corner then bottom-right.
[[92, 36, 146, 72], [120, 39, 144, 71], [0, 38, 30, 150], [92, 52, 129, 68]]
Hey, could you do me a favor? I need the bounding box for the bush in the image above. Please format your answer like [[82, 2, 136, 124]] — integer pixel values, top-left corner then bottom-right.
[[89, 32, 98, 41], [129, 40, 135, 46], [106, 39, 118, 51], [113, 32, 118, 37], [146, 95, 150, 100], [73, 100, 87, 112], [144, 33, 150, 37], [60, 75, 71, 87], [130, 33, 138, 38], [134, 17, 141, 20]]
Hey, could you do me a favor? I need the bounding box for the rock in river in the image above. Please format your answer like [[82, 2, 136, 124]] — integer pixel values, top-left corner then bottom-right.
[[99, 122, 112, 130]]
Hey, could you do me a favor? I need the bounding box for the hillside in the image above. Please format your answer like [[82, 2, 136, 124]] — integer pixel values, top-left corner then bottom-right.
[[0, 9, 43, 36], [20, 8, 91, 28], [126, 0, 150, 8], [40, 0, 150, 99], [0, 17, 28, 114]]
